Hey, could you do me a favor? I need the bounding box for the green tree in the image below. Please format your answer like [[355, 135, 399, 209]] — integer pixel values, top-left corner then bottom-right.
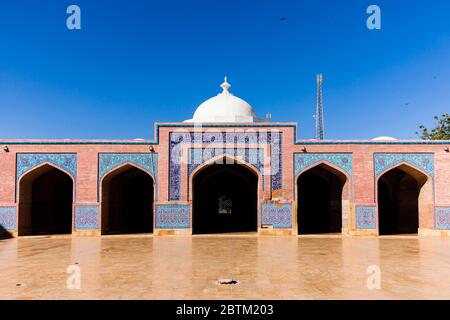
[[417, 114, 450, 140]]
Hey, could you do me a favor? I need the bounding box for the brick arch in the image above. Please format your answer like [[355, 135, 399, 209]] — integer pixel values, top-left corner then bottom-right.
[[100, 162, 156, 188], [376, 162, 434, 233], [373, 153, 434, 179], [16, 154, 77, 184], [376, 161, 432, 183], [17, 161, 76, 202], [98, 153, 158, 202], [294, 153, 353, 178], [17, 162, 75, 236], [99, 161, 156, 209], [295, 160, 351, 200], [295, 161, 352, 234], [189, 153, 263, 230], [99, 162, 156, 235], [188, 153, 263, 202]]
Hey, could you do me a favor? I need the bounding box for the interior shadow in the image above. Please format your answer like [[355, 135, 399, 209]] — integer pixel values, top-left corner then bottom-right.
[[193, 162, 258, 234], [378, 166, 424, 235], [101, 165, 154, 235], [297, 165, 345, 234], [19, 165, 73, 236]]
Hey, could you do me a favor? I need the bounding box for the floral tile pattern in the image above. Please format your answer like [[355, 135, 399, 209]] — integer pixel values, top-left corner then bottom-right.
[[169, 131, 282, 201], [17, 153, 77, 180], [294, 153, 352, 177], [356, 206, 377, 229], [98, 153, 158, 181], [435, 207, 450, 230], [188, 147, 265, 190], [261, 203, 292, 228], [0, 207, 16, 231], [74, 206, 99, 230], [374, 153, 434, 178], [155, 204, 190, 229]]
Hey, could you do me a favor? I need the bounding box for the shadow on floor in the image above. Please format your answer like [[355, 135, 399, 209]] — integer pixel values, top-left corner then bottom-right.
[[0, 225, 13, 240]]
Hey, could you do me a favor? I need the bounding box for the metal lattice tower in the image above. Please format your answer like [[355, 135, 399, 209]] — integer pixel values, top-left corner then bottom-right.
[[315, 74, 325, 140]]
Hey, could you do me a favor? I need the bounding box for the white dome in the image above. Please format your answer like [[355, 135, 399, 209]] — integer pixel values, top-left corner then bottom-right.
[[184, 77, 261, 123], [371, 136, 398, 141]]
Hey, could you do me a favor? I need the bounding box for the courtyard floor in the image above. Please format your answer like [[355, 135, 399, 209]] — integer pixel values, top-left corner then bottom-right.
[[0, 234, 449, 299]]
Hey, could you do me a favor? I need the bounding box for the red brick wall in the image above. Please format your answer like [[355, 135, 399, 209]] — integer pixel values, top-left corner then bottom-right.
[[1, 123, 449, 234]]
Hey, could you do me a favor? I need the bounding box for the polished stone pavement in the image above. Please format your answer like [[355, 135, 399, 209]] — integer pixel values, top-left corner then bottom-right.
[[0, 234, 449, 299]]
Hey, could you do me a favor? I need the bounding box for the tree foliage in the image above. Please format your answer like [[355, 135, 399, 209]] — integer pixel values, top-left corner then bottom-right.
[[417, 114, 450, 140]]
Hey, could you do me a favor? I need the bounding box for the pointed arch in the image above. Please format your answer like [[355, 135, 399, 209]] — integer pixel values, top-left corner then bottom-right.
[[100, 161, 156, 188], [188, 153, 263, 202], [376, 161, 432, 183], [296, 162, 351, 235], [18, 163, 74, 236], [295, 160, 351, 197], [17, 161, 76, 202], [100, 163, 155, 235], [376, 162, 434, 235], [191, 154, 260, 234]]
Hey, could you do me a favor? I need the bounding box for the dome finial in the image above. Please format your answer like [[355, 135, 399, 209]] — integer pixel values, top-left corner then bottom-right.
[[220, 76, 231, 94]]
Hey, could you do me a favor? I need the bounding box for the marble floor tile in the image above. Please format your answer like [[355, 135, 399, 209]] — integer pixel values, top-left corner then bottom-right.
[[0, 234, 449, 299]]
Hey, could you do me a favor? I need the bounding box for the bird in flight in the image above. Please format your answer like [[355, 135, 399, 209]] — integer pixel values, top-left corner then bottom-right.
[[280, 17, 287, 21]]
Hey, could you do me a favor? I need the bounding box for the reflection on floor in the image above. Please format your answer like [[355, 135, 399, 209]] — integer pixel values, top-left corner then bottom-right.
[[0, 235, 449, 299]]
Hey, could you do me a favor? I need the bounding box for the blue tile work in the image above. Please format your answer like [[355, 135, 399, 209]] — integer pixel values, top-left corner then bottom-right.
[[262, 203, 292, 228], [98, 153, 158, 181], [374, 153, 434, 178], [270, 132, 282, 191], [0, 207, 16, 231], [435, 207, 450, 230], [356, 206, 377, 229], [188, 147, 265, 189], [169, 131, 282, 201], [294, 153, 352, 177], [98, 153, 158, 201], [155, 204, 190, 229], [74, 206, 99, 230], [17, 153, 77, 180]]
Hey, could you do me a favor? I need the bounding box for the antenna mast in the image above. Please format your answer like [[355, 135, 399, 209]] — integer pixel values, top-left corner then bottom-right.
[[315, 74, 325, 140]]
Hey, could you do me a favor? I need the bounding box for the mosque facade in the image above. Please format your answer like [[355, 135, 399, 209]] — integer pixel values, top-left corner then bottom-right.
[[1, 79, 449, 238]]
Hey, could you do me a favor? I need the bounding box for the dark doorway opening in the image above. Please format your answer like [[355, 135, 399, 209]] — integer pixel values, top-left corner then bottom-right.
[[193, 163, 258, 234], [19, 165, 73, 236], [297, 165, 345, 234], [101, 165, 154, 234], [378, 166, 422, 235]]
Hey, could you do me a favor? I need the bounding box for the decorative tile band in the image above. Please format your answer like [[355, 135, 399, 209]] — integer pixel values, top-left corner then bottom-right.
[[0, 207, 16, 231], [374, 153, 434, 178], [356, 206, 377, 229], [17, 153, 77, 180], [294, 153, 352, 177], [98, 153, 158, 181], [435, 207, 450, 230], [155, 204, 190, 229], [188, 148, 265, 190], [74, 206, 99, 230], [261, 203, 292, 228], [169, 131, 282, 201]]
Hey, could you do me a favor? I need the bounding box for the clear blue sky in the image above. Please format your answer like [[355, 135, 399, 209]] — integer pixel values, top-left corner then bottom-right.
[[0, 0, 449, 140]]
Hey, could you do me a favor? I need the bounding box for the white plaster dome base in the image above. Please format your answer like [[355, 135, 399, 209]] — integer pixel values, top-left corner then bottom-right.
[[371, 136, 398, 141], [184, 77, 261, 123]]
